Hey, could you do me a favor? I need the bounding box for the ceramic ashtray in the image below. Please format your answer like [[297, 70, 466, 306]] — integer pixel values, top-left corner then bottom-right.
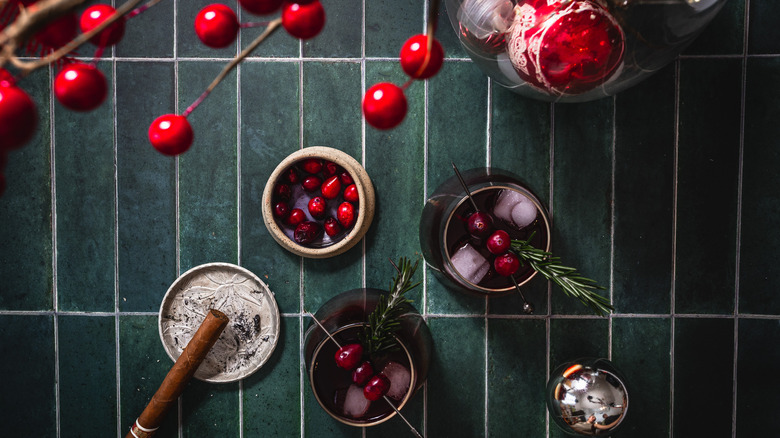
[[158, 263, 280, 383], [261, 146, 375, 258]]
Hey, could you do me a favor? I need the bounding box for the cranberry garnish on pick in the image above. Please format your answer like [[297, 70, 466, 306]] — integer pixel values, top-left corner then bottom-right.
[[494, 252, 520, 277], [334, 343, 363, 370], [486, 230, 511, 255], [352, 361, 374, 386], [363, 374, 391, 401], [467, 211, 494, 238]]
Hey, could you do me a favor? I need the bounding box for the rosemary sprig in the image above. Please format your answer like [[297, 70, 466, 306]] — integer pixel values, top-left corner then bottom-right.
[[360, 257, 420, 358], [511, 234, 613, 316]]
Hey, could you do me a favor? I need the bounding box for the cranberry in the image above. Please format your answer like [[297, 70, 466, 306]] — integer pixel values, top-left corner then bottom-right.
[[286, 208, 306, 226], [0, 84, 37, 151], [54, 63, 108, 112], [284, 167, 300, 184], [273, 202, 290, 219], [273, 183, 292, 201], [334, 343, 363, 370], [301, 158, 322, 174], [337, 202, 356, 228], [352, 361, 374, 386], [494, 252, 520, 277], [320, 175, 341, 199], [194, 4, 239, 48], [80, 4, 125, 47], [281, 0, 326, 40], [148, 114, 193, 156], [400, 34, 445, 80], [238, 0, 283, 15], [323, 217, 342, 237], [307, 196, 327, 219], [467, 211, 493, 238], [343, 184, 359, 203], [322, 161, 340, 177], [339, 171, 353, 185], [363, 82, 407, 130], [486, 230, 511, 255], [294, 220, 322, 244], [363, 374, 390, 401], [302, 175, 322, 192]]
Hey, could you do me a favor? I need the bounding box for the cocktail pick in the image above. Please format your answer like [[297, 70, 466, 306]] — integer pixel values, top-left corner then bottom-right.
[[510, 275, 535, 315], [451, 162, 479, 212], [451, 162, 494, 237], [306, 311, 425, 438]]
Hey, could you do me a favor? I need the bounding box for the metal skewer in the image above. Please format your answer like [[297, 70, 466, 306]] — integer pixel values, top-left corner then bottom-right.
[[451, 162, 479, 212], [306, 312, 426, 438], [510, 276, 535, 315]]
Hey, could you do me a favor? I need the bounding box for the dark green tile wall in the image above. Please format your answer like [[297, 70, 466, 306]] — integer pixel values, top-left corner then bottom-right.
[[0, 0, 777, 437]]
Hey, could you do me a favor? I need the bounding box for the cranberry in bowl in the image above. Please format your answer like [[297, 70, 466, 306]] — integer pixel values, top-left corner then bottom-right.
[[262, 146, 375, 258]]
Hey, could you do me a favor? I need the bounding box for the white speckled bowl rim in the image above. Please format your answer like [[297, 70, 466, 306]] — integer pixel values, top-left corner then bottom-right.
[[158, 263, 280, 383]]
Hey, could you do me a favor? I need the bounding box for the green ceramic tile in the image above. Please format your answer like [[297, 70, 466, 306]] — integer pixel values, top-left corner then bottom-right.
[[365, 0, 424, 58], [611, 317, 671, 438], [364, 61, 425, 304], [367, 391, 425, 438], [304, 249, 364, 313], [740, 57, 780, 315], [244, 317, 301, 437], [302, 0, 362, 58], [59, 314, 117, 436], [427, 317, 486, 437], [487, 318, 547, 437], [748, 0, 780, 54], [673, 317, 733, 438], [182, 380, 240, 437], [549, 318, 609, 372], [304, 385, 362, 437], [178, 61, 238, 270], [0, 68, 52, 311], [119, 314, 178, 437], [684, 0, 745, 56], [675, 58, 741, 315], [240, 14, 299, 58], [239, 60, 301, 314], [0, 315, 55, 436], [736, 318, 780, 436], [178, 0, 238, 58], [116, 0, 174, 57], [55, 61, 116, 312], [115, 61, 177, 312], [551, 99, 613, 315], [302, 61, 362, 156], [613, 64, 675, 314]]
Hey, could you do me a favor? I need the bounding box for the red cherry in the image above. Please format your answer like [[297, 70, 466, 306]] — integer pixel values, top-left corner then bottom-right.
[[337, 201, 356, 228], [54, 63, 107, 112], [323, 217, 342, 237], [286, 208, 306, 225], [339, 171, 353, 185], [194, 4, 239, 48], [273, 183, 292, 201], [320, 175, 341, 199], [0, 84, 37, 151], [301, 158, 322, 174], [363, 82, 407, 130], [238, 0, 283, 15], [363, 374, 390, 401], [400, 34, 445, 80], [284, 167, 300, 184], [148, 114, 193, 156], [352, 361, 374, 386], [334, 343, 363, 370], [302, 175, 322, 192], [343, 184, 359, 203], [486, 230, 511, 255], [281, 0, 326, 40], [294, 220, 322, 244], [80, 5, 125, 47], [35, 12, 78, 49], [273, 202, 290, 219], [494, 252, 520, 277], [467, 211, 493, 238], [307, 196, 327, 219]]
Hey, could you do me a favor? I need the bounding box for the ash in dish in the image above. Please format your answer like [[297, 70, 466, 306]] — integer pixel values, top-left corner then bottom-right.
[[160, 265, 280, 383]]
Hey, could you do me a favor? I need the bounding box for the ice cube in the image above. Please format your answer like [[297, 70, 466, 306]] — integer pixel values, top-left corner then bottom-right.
[[450, 243, 490, 284], [342, 384, 370, 418], [511, 199, 537, 229], [382, 361, 411, 401], [493, 189, 535, 229]]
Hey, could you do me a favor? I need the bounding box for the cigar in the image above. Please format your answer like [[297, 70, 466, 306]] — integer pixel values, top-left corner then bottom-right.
[[126, 309, 229, 438]]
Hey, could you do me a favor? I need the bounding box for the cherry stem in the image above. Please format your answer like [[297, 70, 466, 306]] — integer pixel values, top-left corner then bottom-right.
[[305, 311, 342, 349], [182, 17, 282, 117], [91, 45, 105, 65], [126, 0, 163, 19], [400, 78, 414, 91], [451, 162, 479, 212]]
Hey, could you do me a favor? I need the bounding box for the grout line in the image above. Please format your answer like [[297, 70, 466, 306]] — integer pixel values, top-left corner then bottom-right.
[[112, 29, 123, 438], [299, 257, 306, 438], [608, 94, 617, 361], [172, 1, 182, 435], [236, 8, 245, 437], [546, 101, 555, 438], [669, 57, 682, 438], [485, 78, 492, 168]]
